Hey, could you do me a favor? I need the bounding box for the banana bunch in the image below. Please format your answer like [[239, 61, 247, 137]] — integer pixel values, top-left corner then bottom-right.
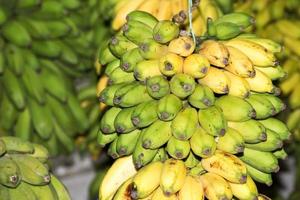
[[0, 0, 109, 155], [96, 10, 290, 199], [0, 136, 71, 200], [100, 155, 274, 200]]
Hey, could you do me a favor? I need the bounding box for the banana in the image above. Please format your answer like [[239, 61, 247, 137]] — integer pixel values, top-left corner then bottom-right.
[[11, 155, 50, 186], [225, 46, 255, 78], [242, 38, 282, 53], [159, 52, 183, 76], [153, 20, 179, 44], [28, 183, 58, 200], [114, 107, 136, 133], [188, 85, 215, 109], [30, 144, 49, 163], [215, 95, 255, 122], [0, 136, 33, 154], [198, 67, 231, 94], [120, 48, 144, 72], [112, 178, 133, 200], [229, 175, 258, 200], [183, 54, 210, 78], [123, 20, 153, 44], [213, 22, 244, 40], [50, 174, 71, 200], [214, 12, 254, 28], [2, 20, 31, 47], [134, 59, 162, 82], [160, 159, 187, 196], [109, 35, 137, 58], [99, 156, 137, 200], [198, 105, 227, 136], [0, 95, 18, 131], [152, 187, 177, 200], [245, 94, 276, 119], [178, 175, 204, 200], [166, 136, 190, 159], [136, 0, 160, 17], [152, 148, 168, 162], [131, 100, 158, 128], [216, 127, 245, 154], [109, 67, 135, 84], [126, 11, 158, 29], [245, 68, 276, 93], [224, 71, 250, 98], [99, 46, 117, 66], [289, 84, 300, 109], [279, 72, 300, 95], [131, 162, 163, 199], [168, 36, 195, 57], [156, 0, 173, 21], [0, 156, 20, 188], [246, 164, 273, 186], [7, 182, 38, 200], [97, 130, 117, 148], [228, 120, 267, 143], [240, 148, 279, 173], [184, 152, 200, 169], [199, 0, 221, 22], [0, 140, 5, 156], [99, 83, 125, 106], [190, 127, 217, 158], [170, 74, 196, 98], [0, 184, 9, 200], [201, 150, 247, 183], [139, 39, 168, 59], [157, 94, 182, 121], [146, 75, 170, 99], [133, 131, 158, 169], [200, 172, 233, 200], [108, 137, 120, 159], [5, 44, 24, 76], [199, 40, 230, 68], [100, 107, 122, 134], [142, 120, 172, 149], [260, 93, 286, 114], [116, 129, 140, 156], [276, 19, 300, 39], [273, 149, 288, 160], [171, 107, 198, 140], [258, 118, 291, 141]]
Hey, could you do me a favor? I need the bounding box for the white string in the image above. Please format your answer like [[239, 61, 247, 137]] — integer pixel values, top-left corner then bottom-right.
[[188, 0, 196, 44]]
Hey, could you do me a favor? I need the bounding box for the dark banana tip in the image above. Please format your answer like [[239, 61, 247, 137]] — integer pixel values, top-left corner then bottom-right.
[[236, 145, 245, 153], [178, 134, 186, 140], [10, 175, 18, 184], [281, 103, 287, 111], [249, 109, 256, 118], [116, 126, 125, 133], [164, 62, 173, 71], [130, 185, 138, 200], [142, 140, 151, 149], [201, 67, 208, 74], [113, 96, 122, 105], [202, 98, 212, 106], [202, 148, 212, 156], [159, 112, 170, 120], [153, 34, 162, 42], [98, 95, 105, 102], [183, 83, 193, 92], [184, 43, 192, 50], [134, 160, 143, 169], [244, 91, 250, 98], [219, 129, 226, 136], [172, 14, 184, 24], [111, 36, 118, 45], [163, 191, 172, 197], [109, 152, 119, 159], [270, 107, 277, 116], [272, 87, 281, 96], [223, 85, 229, 93], [249, 70, 256, 78], [44, 175, 51, 183], [122, 23, 129, 32], [131, 117, 140, 126], [274, 166, 280, 173], [220, 196, 229, 200], [179, 30, 189, 36], [250, 17, 256, 25], [150, 83, 160, 92], [266, 181, 273, 187], [118, 147, 127, 156], [139, 43, 149, 52], [222, 58, 229, 66], [274, 60, 280, 66], [277, 141, 283, 148], [175, 151, 183, 159], [121, 62, 130, 71], [101, 126, 111, 134], [239, 174, 247, 184], [260, 132, 267, 141]]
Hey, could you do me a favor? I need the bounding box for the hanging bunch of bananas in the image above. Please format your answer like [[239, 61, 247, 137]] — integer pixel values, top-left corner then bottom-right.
[[0, 136, 70, 199], [97, 9, 290, 199], [233, 0, 300, 141], [100, 155, 275, 200], [0, 0, 109, 155]]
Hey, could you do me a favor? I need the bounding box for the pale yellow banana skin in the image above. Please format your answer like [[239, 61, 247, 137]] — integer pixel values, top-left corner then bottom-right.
[[112, 178, 133, 200], [159, 52, 183, 76], [224, 71, 250, 98], [152, 187, 178, 200], [245, 68, 274, 93], [183, 54, 210, 78], [168, 36, 195, 57], [178, 175, 204, 200], [229, 176, 259, 200]]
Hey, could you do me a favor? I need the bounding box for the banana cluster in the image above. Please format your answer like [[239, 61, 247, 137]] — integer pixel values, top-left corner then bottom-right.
[[0, 136, 70, 200], [97, 10, 290, 199], [0, 0, 108, 155], [100, 155, 274, 200]]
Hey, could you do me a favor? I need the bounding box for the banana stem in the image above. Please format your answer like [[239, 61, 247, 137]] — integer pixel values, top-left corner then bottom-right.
[[188, 0, 196, 44]]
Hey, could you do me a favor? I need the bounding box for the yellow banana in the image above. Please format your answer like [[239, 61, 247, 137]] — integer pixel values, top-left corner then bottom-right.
[[159, 52, 183, 76], [183, 54, 210, 78], [137, 0, 160, 16], [112, 178, 133, 200], [245, 68, 275, 93], [229, 175, 258, 200], [224, 71, 250, 98], [178, 175, 204, 200], [279, 73, 300, 95], [168, 36, 195, 57], [157, 0, 173, 20], [152, 187, 178, 200]]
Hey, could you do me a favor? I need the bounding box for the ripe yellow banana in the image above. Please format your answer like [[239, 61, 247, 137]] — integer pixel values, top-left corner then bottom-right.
[[178, 175, 204, 200], [229, 175, 259, 200], [168, 36, 195, 57], [224, 71, 250, 98], [245, 68, 275, 93], [152, 187, 178, 200]]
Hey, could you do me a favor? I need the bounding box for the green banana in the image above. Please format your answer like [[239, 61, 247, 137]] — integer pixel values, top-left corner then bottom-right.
[[138, 39, 168, 59], [0, 136, 33, 154], [99, 83, 125, 106], [123, 20, 153, 44], [31, 40, 62, 58], [146, 75, 170, 99], [97, 129, 117, 148], [214, 12, 255, 28], [245, 129, 282, 151], [126, 10, 158, 29], [153, 20, 179, 44], [108, 67, 135, 84], [120, 48, 144, 72], [216, 127, 245, 154], [0, 156, 20, 188], [2, 20, 31, 47], [100, 107, 121, 134], [169, 74, 196, 98], [116, 129, 140, 156], [184, 152, 200, 169], [107, 137, 119, 159], [114, 107, 136, 133], [8, 182, 38, 200], [245, 94, 275, 119], [0, 95, 18, 131], [30, 143, 49, 163], [188, 85, 215, 109], [50, 174, 71, 200], [166, 136, 190, 159], [152, 148, 168, 162], [5, 44, 24, 75], [259, 118, 291, 141], [273, 149, 287, 160], [131, 100, 158, 128], [109, 35, 137, 58], [157, 94, 182, 121], [246, 164, 273, 186]]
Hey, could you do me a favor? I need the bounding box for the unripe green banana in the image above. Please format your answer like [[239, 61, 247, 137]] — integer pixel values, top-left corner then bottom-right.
[[0, 95, 18, 131], [31, 0, 66, 19], [255, 66, 286, 80], [188, 85, 215, 109], [214, 12, 255, 28], [245, 94, 276, 119], [19, 18, 50, 40], [259, 93, 286, 114], [2, 20, 31, 47], [100, 107, 122, 134], [215, 95, 256, 122], [114, 83, 152, 107], [216, 127, 245, 154], [170, 74, 196, 98], [246, 164, 273, 186], [99, 46, 117, 66], [97, 130, 117, 148], [99, 83, 125, 106], [189, 163, 206, 176], [116, 129, 140, 156], [120, 48, 144, 72], [240, 148, 279, 173], [0, 184, 9, 199], [114, 107, 136, 133], [105, 59, 120, 76], [133, 131, 158, 169], [0, 136, 33, 154], [126, 11, 158, 29], [123, 20, 153, 44], [109, 67, 135, 84], [5, 44, 24, 75], [8, 182, 38, 200], [142, 120, 172, 149], [146, 75, 170, 99], [166, 136, 190, 159], [245, 129, 282, 152], [11, 155, 50, 186], [214, 22, 244, 40], [153, 20, 179, 44], [198, 106, 227, 136], [152, 148, 168, 162], [0, 156, 20, 188], [50, 174, 71, 200], [29, 183, 59, 200], [53, 122, 74, 153], [131, 100, 158, 128], [0, 7, 7, 26], [14, 110, 32, 142], [0, 51, 5, 74], [259, 118, 291, 141], [228, 120, 267, 143], [109, 35, 137, 58], [157, 94, 182, 121], [190, 127, 217, 158], [273, 149, 287, 160], [30, 144, 49, 163], [171, 107, 198, 140], [134, 59, 161, 82], [107, 137, 120, 159], [184, 152, 200, 169], [138, 39, 168, 59], [31, 40, 61, 58]]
